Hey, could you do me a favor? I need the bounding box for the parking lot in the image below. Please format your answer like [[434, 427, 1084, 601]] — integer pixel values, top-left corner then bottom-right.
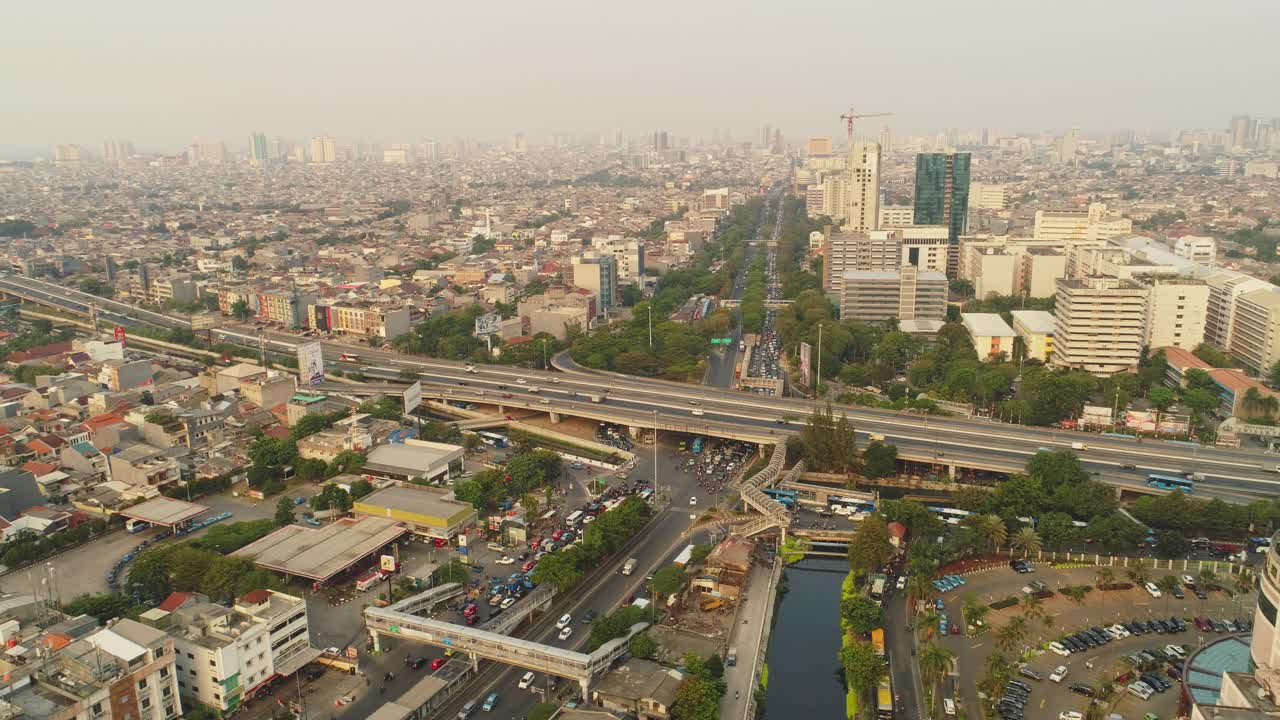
[[935, 562, 1254, 719]]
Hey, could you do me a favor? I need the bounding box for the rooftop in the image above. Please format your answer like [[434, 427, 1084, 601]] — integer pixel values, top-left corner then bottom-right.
[[365, 439, 463, 474], [962, 313, 1017, 338], [119, 496, 208, 526], [355, 485, 475, 523], [1009, 310, 1055, 334], [231, 515, 406, 582]]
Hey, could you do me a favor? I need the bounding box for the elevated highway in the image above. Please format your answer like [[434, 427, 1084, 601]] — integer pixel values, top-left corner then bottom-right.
[[3, 271, 1278, 502]]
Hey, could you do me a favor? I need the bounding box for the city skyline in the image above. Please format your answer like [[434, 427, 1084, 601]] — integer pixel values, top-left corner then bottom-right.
[[5, 0, 1280, 155]]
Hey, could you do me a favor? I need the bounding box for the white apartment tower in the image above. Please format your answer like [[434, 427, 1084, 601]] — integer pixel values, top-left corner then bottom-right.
[[842, 141, 881, 231], [310, 136, 337, 163], [1144, 279, 1209, 351], [1051, 276, 1147, 376]]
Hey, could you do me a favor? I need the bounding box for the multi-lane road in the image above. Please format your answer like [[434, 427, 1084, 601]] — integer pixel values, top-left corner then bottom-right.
[[3, 272, 1279, 501]]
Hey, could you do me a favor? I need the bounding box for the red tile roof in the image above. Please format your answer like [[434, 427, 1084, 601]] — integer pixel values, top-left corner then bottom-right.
[[83, 412, 129, 433], [239, 589, 270, 605], [21, 461, 58, 477], [1157, 346, 1212, 371], [158, 592, 195, 612]]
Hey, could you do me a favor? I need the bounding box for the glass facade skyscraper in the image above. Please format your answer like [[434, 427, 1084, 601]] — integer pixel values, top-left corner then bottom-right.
[[912, 152, 971, 276]]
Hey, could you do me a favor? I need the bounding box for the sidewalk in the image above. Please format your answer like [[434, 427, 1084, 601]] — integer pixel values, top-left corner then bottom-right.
[[721, 555, 780, 719]]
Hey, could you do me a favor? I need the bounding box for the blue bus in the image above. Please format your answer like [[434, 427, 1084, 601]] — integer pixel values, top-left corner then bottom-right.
[[763, 488, 798, 508], [1147, 473, 1194, 493], [691, 437, 704, 454], [477, 431, 509, 448]]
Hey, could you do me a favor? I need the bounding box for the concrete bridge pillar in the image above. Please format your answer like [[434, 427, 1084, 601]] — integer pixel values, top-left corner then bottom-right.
[[578, 677, 591, 702], [947, 464, 957, 480], [628, 425, 641, 439], [369, 629, 382, 653], [549, 412, 561, 424], [498, 405, 505, 415]]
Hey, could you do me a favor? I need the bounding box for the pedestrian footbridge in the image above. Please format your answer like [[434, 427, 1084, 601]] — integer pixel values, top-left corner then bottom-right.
[[364, 586, 646, 693]]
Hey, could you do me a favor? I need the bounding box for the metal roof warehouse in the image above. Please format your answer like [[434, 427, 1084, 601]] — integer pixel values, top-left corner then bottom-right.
[[231, 515, 406, 584]]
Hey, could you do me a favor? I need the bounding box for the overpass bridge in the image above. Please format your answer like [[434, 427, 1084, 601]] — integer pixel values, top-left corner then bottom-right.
[[365, 588, 646, 695]]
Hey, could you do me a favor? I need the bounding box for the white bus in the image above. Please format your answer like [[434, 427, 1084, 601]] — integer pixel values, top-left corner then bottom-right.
[[566, 510, 584, 526]]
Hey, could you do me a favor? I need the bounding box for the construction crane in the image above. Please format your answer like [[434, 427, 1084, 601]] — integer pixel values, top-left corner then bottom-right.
[[840, 107, 893, 142]]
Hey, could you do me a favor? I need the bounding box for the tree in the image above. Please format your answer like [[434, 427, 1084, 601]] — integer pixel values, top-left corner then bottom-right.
[[273, 497, 296, 526], [1126, 561, 1151, 587], [63, 592, 140, 624], [201, 555, 248, 603], [231, 255, 249, 272], [917, 642, 955, 716], [1148, 387, 1176, 412], [1009, 526, 1042, 558], [1095, 566, 1116, 589], [651, 566, 686, 598], [309, 483, 353, 512], [230, 299, 252, 320], [966, 514, 1008, 554], [840, 595, 885, 635], [995, 615, 1028, 654], [839, 640, 886, 702], [1157, 575, 1180, 610], [79, 278, 114, 298], [1089, 512, 1144, 552], [801, 405, 859, 473], [629, 632, 658, 659], [1025, 450, 1089, 493], [672, 676, 721, 720], [30, 319, 54, 336], [847, 515, 893, 576], [861, 442, 898, 479], [349, 479, 374, 499], [529, 549, 584, 593]]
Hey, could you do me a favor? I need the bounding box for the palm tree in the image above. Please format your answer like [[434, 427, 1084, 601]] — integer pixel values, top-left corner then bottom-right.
[[1061, 586, 1088, 606], [1199, 567, 1219, 595], [978, 514, 1009, 554], [963, 592, 990, 630], [918, 610, 942, 643], [979, 651, 1015, 713], [1020, 594, 1050, 630], [1157, 575, 1180, 612], [917, 642, 955, 716], [906, 572, 937, 611], [1095, 566, 1115, 589], [1243, 387, 1264, 420], [1010, 527, 1042, 558], [995, 616, 1028, 655], [1233, 570, 1255, 616], [1126, 561, 1150, 587]]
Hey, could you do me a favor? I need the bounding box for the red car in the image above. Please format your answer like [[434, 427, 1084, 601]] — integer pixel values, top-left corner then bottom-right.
[[522, 560, 536, 573], [502, 393, 513, 399], [551, 530, 563, 541], [430, 657, 446, 671], [504, 415, 515, 421]]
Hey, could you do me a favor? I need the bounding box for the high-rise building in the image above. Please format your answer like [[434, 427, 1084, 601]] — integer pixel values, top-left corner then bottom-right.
[[571, 254, 618, 318], [839, 266, 947, 323], [878, 126, 894, 152], [1228, 289, 1280, 374], [248, 132, 268, 165], [1051, 276, 1147, 376], [913, 151, 971, 277], [423, 139, 438, 162], [198, 141, 227, 165], [310, 135, 337, 163], [1059, 127, 1079, 165], [102, 139, 134, 163], [1144, 278, 1209, 351], [1205, 271, 1274, 350], [1230, 115, 1253, 149], [806, 136, 833, 156], [842, 141, 881, 232], [54, 144, 82, 167], [968, 182, 1007, 210], [267, 136, 284, 160], [1034, 204, 1131, 242], [652, 131, 669, 152], [512, 133, 528, 153]]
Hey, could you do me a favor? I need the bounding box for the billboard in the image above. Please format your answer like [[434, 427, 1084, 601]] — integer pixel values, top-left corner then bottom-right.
[[1080, 404, 1113, 428], [190, 313, 220, 330], [1158, 415, 1190, 435], [113, 326, 127, 348], [474, 312, 501, 337], [1123, 410, 1157, 433], [403, 380, 423, 415], [798, 341, 813, 388], [380, 555, 398, 572], [297, 341, 325, 386]]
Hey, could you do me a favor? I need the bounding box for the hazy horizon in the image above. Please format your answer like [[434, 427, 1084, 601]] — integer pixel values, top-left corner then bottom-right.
[[6, 0, 1280, 155]]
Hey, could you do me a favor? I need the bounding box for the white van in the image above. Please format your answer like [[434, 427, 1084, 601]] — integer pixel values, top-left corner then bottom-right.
[[1128, 682, 1153, 700], [1145, 582, 1162, 598], [556, 613, 572, 629]]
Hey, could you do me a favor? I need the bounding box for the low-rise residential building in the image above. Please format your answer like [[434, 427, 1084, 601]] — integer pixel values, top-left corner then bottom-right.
[[240, 374, 297, 411], [591, 658, 684, 720], [961, 313, 1018, 359], [307, 303, 412, 338], [1010, 310, 1055, 362], [107, 443, 181, 492]]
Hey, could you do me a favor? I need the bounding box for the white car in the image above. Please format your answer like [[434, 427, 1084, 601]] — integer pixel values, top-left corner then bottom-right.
[[487, 542, 505, 552], [516, 378, 527, 384], [690, 496, 698, 506], [518, 671, 535, 689], [1165, 644, 1187, 658], [1060, 713, 1083, 720], [1049, 665, 1068, 683], [1182, 574, 1196, 586], [551, 378, 560, 384], [943, 698, 956, 716], [558, 626, 573, 641], [496, 556, 515, 565], [896, 576, 907, 591], [500, 597, 515, 609], [1128, 682, 1153, 700], [1108, 624, 1131, 638], [1145, 582, 1162, 598], [1049, 641, 1071, 656], [556, 614, 572, 629]]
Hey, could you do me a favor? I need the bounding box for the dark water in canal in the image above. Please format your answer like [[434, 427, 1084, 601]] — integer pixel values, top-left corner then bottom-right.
[[762, 557, 847, 720]]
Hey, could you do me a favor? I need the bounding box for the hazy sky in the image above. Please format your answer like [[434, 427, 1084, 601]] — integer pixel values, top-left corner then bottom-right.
[[6, 0, 1280, 154]]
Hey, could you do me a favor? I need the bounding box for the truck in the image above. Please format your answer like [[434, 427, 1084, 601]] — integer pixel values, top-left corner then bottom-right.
[[1070, 442, 1088, 451], [869, 574, 887, 602], [622, 558, 637, 576], [868, 433, 885, 443], [726, 646, 738, 666], [589, 394, 604, 403], [871, 628, 885, 656]]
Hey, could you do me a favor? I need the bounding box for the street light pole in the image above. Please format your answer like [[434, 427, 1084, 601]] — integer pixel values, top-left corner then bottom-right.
[[648, 305, 653, 349], [816, 323, 824, 398], [652, 409, 659, 504]]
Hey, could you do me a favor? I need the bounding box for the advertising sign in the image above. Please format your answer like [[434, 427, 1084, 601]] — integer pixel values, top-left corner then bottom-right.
[[473, 312, 501, 337], [403, 380, 422, 415], [114, 326, 127, 348], [1124, 410, 1157, 432], [297, 340, 325, 386], [1158, 415, 1190, 435], [799, 341, 813, 388], [1080, 404, 1113, 427], [380, 555, 398, 573]]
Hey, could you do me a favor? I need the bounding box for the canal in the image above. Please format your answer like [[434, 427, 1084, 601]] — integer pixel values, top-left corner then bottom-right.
[[762, 557, 847, 720]]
